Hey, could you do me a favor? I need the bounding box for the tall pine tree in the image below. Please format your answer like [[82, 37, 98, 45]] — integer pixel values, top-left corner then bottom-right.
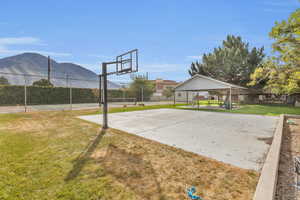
[[189, 35, 265, 87]]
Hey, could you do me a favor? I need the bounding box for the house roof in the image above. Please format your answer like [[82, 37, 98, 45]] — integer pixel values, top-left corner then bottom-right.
[[174, 74, 247, 91], [150, 79, 179, 84]]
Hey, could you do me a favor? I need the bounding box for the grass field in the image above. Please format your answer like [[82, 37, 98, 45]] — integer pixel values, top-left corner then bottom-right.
[[196, 100, 223, 106], [180, 104, 300, 116], [0, 107, 259, 200], [84, 103, 300, 116], [113, 102, 300, 116]]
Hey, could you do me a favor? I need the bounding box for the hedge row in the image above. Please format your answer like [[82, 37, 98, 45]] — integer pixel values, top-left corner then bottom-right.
[[0, 85, 126, 106]]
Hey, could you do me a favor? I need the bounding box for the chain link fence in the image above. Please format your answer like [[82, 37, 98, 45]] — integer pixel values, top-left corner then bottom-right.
[[0, 70, 139, 113]]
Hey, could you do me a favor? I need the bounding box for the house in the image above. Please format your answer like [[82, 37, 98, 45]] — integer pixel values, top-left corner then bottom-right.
[[150, 78, 180, 97]]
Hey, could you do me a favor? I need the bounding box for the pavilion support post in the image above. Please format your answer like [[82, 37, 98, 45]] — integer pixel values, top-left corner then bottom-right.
[[237, 89, 240, 106], [229, 87, 232, 110], [173, 90, 176, 105], [197, 92, 199, 110], [186, 91, 188, 104]]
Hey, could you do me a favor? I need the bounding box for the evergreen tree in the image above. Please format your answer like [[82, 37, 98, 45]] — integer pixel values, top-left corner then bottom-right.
[[189, 35, 265, 87], [0, 76, 9, 85], [32, 79, 53, 87]]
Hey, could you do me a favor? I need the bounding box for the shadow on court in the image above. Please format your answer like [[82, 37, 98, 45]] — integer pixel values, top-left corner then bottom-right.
[[64, 128, 106, 181]]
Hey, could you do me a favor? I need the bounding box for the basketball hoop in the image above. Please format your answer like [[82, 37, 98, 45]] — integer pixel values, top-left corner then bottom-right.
[[99, 49, 138, 129]]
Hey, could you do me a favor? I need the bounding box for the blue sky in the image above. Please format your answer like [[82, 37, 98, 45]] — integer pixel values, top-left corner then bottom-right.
[[0, 0, 299, 82]]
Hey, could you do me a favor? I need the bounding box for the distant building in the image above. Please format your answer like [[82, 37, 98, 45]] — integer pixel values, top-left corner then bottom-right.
[[150, 78, 180, 97]]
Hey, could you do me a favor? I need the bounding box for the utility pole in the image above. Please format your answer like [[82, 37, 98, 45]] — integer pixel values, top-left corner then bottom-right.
[[66, 73, 68, 87], [48, 56, 51, 82]]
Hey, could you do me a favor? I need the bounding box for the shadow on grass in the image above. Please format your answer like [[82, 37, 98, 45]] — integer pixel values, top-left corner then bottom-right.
[[101, 144, 164, 200], [64, 128, 106, 181], [64, 130, 165, 199]]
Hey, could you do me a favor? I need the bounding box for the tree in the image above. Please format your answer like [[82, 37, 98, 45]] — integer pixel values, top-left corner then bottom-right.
[[249, 58, 300, 94], [162, 87, 174, 98], [128, 77, 154, 101], [0, 76, 9, 85], [249, 8, 300, 95], [270, 8, 300, 67], [32, 79, 53, 87], [189, 35, 265, 87]]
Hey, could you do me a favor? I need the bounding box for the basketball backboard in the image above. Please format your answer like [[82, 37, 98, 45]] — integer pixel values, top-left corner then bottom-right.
[[116, 49, 138, 75]]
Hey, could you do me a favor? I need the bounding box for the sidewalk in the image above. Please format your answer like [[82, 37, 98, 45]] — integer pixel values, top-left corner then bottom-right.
[[0, 101, 173, 114]]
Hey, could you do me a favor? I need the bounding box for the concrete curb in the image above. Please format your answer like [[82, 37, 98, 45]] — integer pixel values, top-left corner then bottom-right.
[[253, 114, 300, 200]]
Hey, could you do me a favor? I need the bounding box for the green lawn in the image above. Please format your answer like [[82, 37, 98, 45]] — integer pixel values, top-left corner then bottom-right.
[[104, 103, 300, 116], [178, 104, 300, 116], [231, 104, 300, 116]]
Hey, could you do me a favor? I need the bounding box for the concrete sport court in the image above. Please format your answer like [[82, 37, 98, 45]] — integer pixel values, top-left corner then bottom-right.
[[79, 109, 278, 171]]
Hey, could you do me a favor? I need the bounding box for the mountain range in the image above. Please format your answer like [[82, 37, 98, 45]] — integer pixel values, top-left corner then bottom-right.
[[0, 53, 121, 89]]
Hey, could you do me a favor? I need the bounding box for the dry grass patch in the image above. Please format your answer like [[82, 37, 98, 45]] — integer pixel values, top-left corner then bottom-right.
[[96, 128, 259, 200]]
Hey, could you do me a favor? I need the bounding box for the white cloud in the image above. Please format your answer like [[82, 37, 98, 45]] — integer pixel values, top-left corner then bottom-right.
[[263, 8, 292, 13], [29, 51, 71, 57], [88, 54, 112, 59], [262, 0, 298, 13], [76, 61, 186, 76], [0, 48, 71, 57], [0, 37, 71, 58], [186, 55, 201, 60], [262, 1, 298, 7], [140, 63, 185, 73], [0, 37, 42, 46]]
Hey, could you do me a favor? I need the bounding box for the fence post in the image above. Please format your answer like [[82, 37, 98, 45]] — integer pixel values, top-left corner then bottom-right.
[[141, 87, 144, 102], [69, 77, 72, 110], [24, 76, 27, 112]]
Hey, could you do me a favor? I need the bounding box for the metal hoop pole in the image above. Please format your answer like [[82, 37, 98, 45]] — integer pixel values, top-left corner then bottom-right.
[[102, 63, 108, 129], [99, 75, 102, 107]]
